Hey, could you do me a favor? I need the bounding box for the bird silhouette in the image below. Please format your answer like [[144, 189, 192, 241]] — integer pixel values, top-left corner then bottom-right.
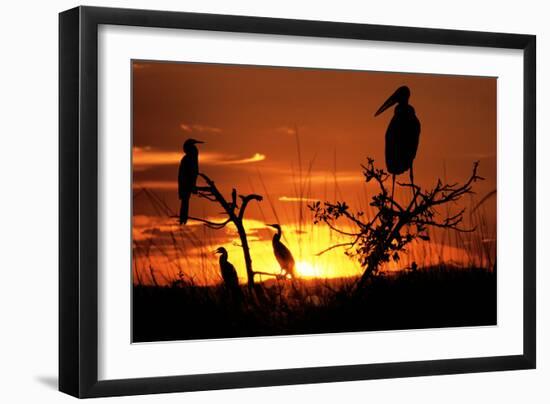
[[214, 247, 241, 297], [375, 86, 421, 199], [178, 138, 204, 224], [267, 224, 296, 279]]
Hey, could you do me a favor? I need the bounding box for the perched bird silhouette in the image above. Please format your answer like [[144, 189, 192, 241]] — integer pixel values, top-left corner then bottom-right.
[[375, 86, 421, 198], [214, 247, 241, 297], [267, 224, 296, 279], [178, 138, 204, 224]]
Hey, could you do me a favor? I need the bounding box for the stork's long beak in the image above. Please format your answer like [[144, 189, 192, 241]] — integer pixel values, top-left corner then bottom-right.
[[266, 224, 277, 228], [374, 92, 399, 117], [195, 140, 205, 144]]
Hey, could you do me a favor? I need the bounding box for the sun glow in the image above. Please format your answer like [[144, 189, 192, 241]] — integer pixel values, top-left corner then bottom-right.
[[295, 261, 322, 278], [132, 213, 481, 286]]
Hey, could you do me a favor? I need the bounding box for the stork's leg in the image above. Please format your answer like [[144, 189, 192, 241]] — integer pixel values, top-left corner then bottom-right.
[[390, 174, 396, 203], [409, 166, 417, 207]]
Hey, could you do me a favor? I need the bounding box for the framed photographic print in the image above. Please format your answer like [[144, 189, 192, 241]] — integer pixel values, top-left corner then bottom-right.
[[59, 6, 536, 398]]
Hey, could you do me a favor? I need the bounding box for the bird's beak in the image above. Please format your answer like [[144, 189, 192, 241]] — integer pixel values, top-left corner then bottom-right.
[[195, 140, 205, 144], [214, 247, 222, 254], [374, 91, 399, 117], [266, 224, 276, 228]]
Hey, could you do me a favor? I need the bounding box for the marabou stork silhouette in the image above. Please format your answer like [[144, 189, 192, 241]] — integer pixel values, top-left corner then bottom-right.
[[374, 86, 421, 200], [267, 224, 296, 279], [214, 247, 241, 296], [178, 138, 204, 224]]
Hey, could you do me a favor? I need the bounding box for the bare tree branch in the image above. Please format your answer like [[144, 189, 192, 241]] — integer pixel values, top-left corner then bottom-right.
[[253, 270, 283, 278], [309, 158, 483, 291], [316, 240, 357, 256], [188, 216, 231, 229], [238, 194, 263, 220], [187, 172, 263, 290]]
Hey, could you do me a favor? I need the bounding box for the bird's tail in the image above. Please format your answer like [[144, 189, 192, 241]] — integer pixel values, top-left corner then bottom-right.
[[179, 195, 190, 225]]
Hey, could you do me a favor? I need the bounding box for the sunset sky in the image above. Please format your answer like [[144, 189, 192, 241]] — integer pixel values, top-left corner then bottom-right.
[[132, 60, 497, 286]]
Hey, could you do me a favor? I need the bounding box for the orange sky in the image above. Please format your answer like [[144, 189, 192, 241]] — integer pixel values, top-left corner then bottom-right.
[[132, 60, 496, 285]]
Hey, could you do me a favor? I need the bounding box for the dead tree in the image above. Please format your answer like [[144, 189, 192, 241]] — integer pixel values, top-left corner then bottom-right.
[[189, 173, 263, 290], [309, 158, 483, 291]]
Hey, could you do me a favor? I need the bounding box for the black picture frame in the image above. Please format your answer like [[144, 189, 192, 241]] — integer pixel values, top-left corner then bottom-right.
[[59, 6, 536, 398]]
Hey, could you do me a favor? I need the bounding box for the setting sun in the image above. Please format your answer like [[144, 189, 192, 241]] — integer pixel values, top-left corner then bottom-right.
[[296, 261, 322, 278]]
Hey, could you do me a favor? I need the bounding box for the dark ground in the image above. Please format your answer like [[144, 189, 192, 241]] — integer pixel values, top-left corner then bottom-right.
[[132, 266, 496, 342]]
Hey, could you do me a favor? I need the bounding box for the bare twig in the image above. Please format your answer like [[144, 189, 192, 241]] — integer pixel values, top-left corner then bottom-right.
[[188, 216, 231, 229], [239, 194, 263, 220], [316, 241, 356, 256]]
